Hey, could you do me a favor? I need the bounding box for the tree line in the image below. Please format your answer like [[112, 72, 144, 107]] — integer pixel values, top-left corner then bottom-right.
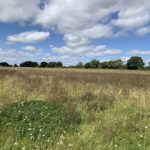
[[0, 61, 63, 68], [0, 56, 150, 70]]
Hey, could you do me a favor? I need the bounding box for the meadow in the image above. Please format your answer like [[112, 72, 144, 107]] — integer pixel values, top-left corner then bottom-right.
[[0, 68, 150, 150]]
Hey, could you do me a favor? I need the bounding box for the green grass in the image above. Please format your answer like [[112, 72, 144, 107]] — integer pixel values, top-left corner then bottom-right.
[[0, 68, 150, 150]]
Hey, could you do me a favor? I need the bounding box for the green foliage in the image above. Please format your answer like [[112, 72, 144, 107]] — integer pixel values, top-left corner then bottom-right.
[[40, 62, 48, 67], [85, 59, 100, 68], [0, 62, 11, 67], [101, 59, 124, 69], [20, 61, 39, 67], [0, 101, 81, 140], [48, 62, 63, 68], [76, 62, 84, 68], [127, 56, 145, 70]]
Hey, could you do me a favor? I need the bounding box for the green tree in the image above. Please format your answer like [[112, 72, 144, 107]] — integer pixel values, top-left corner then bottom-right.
[[90, 59, 100, 68], [101, 62, 109, 69], [20, 61, 39, 67], [108, 59, 124, 69], [56, 62, 63, 67], [40, 62, 48, 67], [85, 59, 100, 68], [76, 62, 84, 68], [127, 56, 145, 70], [0, 62, 10, 67], [84, 62, 91, 68]]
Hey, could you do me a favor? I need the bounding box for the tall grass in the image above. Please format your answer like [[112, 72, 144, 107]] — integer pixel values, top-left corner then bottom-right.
[[0, 67, 150, 149]]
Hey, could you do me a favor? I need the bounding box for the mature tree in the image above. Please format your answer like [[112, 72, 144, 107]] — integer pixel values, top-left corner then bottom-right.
[[76, 62, 84, 68], [20, 61, 39, 67], [84, 62, 91, 68], [48, 62, 56, 68], [0, 62, 10, 67], [90, 59, 100, 68], [48, 62, 63, 68], [101, 62, 109, 69], [127, 56, 145, 70], [108, 59, 124, 69], [14, 64, 18, 67], [40, 62, 48, 67], [56, 62, 63, 67], [85, 59, 100, 68]]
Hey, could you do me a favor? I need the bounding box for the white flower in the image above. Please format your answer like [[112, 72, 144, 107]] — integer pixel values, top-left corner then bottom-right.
[[138, 144, 141, 147], [22, 147, 25, 150], [140, 135, 143, 138], [114, 144, 117, 147], [14, 142, 18, 146], [28, 128, 32, 131], [68, 144, 72, 147], [46, 139, 50, 142], [145, 126, 148, 129], [60, 140, 63, 144]]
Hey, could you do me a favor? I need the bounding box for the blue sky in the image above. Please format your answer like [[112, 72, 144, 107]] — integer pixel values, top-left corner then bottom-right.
[[0, 0, 150, 65]]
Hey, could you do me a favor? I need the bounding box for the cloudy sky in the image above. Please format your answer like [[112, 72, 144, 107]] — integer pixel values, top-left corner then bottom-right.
[[0, 0, 150, 65]]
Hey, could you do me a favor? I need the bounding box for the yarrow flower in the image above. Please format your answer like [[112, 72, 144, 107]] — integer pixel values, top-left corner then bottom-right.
[[14, 142, 18, 146], [68, 144, 72, 147], [22, 147, 25, 150], [114, 144, 117, 147]]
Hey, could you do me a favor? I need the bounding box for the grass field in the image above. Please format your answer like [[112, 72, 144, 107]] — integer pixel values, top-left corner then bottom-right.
[[0, 68, 150, 150]]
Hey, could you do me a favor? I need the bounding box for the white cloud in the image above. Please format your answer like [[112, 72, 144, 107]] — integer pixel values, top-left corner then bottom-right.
[[111, 15, 150, 30], [135, 26, 150, 36], [6, 31, 50, 43], [22, 46, 43, 54], [0, 0, 40, 22], [1, 0, 150, 34], [128, 50, 150, 56], [34, 0, 117, 33], [111, 1, 150, 30], [52, 45, 122, 57], [0, 47, 43, 64]]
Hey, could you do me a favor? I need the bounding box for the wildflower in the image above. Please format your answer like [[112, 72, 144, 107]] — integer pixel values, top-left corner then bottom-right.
[[114, 144, 117, 147], [138, 144, 141, 147], [60, 140, 63, 144], [14, 142, 18, 146], [28, 128, 32, 131], [145, 126, 148, 129], [22, 147, 26, 150], [46, 139, 50, 142], [77, 132, 80, 136], [140, 135, 143, 138], [68, 144, 72, 147]]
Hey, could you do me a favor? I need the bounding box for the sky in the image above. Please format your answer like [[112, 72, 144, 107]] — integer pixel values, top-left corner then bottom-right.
[[0, 0, 150, 65]]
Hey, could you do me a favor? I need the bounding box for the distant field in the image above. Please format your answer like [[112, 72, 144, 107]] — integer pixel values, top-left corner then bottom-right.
[[0, 68, 150, 150]]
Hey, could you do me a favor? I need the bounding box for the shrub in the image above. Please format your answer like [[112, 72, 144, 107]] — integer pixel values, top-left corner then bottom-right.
[[82, 92, 115, 111], [0, 101, 81, 140]]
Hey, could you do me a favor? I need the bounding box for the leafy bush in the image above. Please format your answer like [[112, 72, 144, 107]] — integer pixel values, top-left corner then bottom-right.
[[0, 101, 81, 140]]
